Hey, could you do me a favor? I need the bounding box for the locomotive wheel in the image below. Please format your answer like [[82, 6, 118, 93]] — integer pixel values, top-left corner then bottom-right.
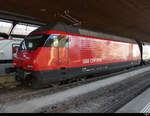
[[15, 75, 21, 81], [25, 75, 41, 89], [15, 75, 26, 87]]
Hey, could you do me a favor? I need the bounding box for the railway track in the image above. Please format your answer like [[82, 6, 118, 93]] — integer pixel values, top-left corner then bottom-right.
[[45, 69, 150, 113], [0, 64, 149, 106]]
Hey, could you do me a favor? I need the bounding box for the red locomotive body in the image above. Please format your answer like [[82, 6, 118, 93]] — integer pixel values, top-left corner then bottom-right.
[[13, 23, 141, 88]]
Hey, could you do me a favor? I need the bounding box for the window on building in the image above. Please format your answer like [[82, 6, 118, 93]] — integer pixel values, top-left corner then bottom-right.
[[0, 20, 12, 34], [11, 23, 39, 35]]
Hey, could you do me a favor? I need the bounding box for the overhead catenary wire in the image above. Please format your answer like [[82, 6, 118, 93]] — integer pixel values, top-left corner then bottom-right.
[[55, 10, 82, 26]]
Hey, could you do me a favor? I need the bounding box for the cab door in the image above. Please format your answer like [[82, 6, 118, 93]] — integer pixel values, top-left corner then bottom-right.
[[58, 35, 69, 66]]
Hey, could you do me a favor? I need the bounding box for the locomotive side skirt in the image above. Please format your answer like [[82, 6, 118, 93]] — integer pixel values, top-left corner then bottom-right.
[[17, 60, 141, 85]]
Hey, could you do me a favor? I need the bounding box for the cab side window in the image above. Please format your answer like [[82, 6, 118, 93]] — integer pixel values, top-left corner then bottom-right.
[[44, 34, 69, 48]]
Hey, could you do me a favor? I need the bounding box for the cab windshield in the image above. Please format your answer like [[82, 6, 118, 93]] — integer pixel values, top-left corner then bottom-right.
[[19, 34, 48, 50], [19, 34, 69, 51]]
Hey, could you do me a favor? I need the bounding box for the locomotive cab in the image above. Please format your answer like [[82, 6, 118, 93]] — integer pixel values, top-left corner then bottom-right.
[[13, 31, 69, 88]]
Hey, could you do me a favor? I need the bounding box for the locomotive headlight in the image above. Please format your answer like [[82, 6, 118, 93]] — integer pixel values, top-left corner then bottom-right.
[[27, 65, 33, 68]]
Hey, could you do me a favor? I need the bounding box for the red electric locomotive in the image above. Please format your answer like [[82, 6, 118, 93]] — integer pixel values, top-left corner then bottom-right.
[[13, 23, 142, 88]]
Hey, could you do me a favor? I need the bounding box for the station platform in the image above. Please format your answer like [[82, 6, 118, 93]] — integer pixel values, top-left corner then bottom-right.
[[117, 88, 150, 113]]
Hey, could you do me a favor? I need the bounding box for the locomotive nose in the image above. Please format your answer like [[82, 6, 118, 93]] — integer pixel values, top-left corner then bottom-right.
[[19, 51, 36, 70]]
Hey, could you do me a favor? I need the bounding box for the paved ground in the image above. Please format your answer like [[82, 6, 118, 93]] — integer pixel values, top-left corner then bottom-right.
[[116, 88, 150, 113]]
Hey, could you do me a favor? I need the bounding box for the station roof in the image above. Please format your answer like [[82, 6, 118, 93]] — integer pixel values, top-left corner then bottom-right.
[[1, 0, 150, 42]]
